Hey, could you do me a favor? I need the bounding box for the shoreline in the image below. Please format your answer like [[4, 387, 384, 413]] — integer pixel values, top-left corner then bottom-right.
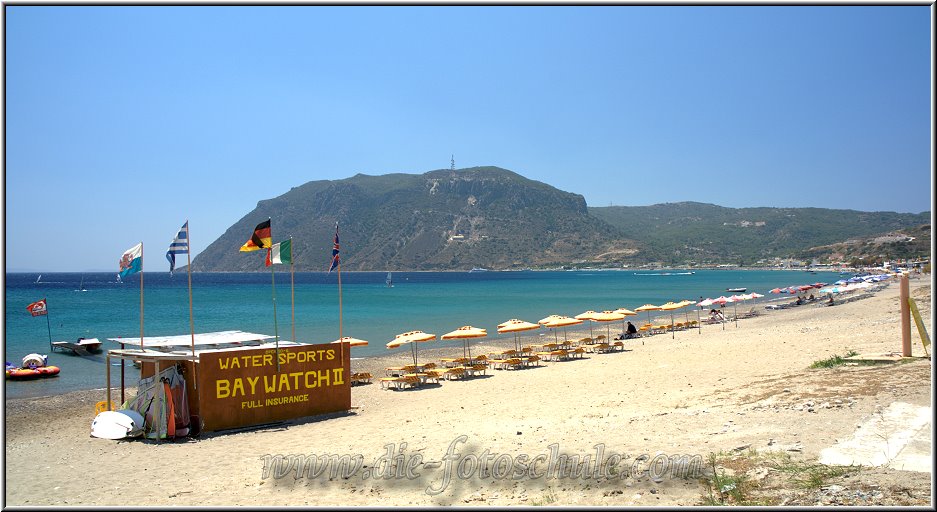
[[3, 278, 903, 402], [4, 277, 931, 506]]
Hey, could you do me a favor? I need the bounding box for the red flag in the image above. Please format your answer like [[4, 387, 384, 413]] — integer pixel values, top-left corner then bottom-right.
[[27, 299, 48, 317]]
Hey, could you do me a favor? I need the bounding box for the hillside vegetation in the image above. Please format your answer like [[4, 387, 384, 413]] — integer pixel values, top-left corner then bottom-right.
[[589, 202, 929, 266], [192, 167, 642, 271], [191, 167, 930, 271]]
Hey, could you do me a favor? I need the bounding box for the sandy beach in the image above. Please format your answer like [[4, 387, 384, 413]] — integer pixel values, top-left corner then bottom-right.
[[3, 276, 932, 506]]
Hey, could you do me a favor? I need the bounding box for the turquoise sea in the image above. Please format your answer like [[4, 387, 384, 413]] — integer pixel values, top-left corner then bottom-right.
[[3, 269, 842, 399]]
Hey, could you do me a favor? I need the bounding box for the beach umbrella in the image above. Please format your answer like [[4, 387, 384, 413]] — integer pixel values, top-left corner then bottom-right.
[[589, 310, 626, 341], [541, 316, 583, 344], [497, 319, 541, 352], [676, 300, 697, 334], [659, 302, 685, 339], [574, 311, 599, 339], [538, 314, 564, 325], [613, 307, 638, 336], [386, 330, 436, 368], [331, 337, 369, 376], [769, 287, 783, 294], [634, 304, 662, 327], [331, 336, 369, 347], [710, 296, 733, 330], [441, 325, 488, 360]]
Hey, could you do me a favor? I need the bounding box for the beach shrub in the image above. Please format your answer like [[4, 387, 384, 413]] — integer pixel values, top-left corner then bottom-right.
[[809, 351, 859, 368]]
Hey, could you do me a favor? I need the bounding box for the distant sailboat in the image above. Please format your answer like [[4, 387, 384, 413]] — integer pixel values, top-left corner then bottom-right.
[[386, 272, 393, 288], [77, 275, 87, 292], [36, 274, 41, 283]]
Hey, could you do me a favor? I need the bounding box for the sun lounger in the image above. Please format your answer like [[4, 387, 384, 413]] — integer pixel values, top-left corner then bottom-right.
[[385, 365, 418, 377], [524, 355, 541, 367], [379, 375, 421, 390], [351, 372, 372, 385], [493, 358, 523, 370], [446, 367, 467, 380], [536, 349, 569, 362], [570, 347, 586, 359], [409, 372, 438, 385], [594, 343, 613, 353], [612, 341, 625, 351]]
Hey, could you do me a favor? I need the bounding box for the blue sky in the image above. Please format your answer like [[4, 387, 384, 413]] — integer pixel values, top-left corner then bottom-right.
[[3, 6, 932, 272]]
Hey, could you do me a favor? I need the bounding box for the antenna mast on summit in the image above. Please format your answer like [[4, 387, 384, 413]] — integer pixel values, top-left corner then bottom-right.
[[451, 155, 455, 171]]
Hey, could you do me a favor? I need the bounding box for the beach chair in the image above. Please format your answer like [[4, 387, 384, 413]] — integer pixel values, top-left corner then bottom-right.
[[595, 343, 612, 353], [438, 367, 464, 380], [570, 347, 586, 359], [612, 341, 625, 351], [351, 372, 372, 385], [379, 376, 404, 390], [524, 355, 541, 367], [494, 358, 523, 370], [413, 372, 439, 385]]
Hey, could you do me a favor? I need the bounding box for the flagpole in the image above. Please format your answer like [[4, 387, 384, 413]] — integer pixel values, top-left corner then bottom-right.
[[290, 237, 295, 344], [270, 249, 280, 373], [140, 242, 145, 379], [186, 221, 197, 390], [338, 260, 343, 342], [44, 298, 52, 351]]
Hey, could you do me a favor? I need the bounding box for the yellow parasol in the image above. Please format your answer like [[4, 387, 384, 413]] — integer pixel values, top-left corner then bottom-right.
[[441, 325, 488, 360], [331, 336, 369, 347], [332, 336, 369, 377], [387, 330, 436, 368], [614, 307, 638, 337], [574, 311, 599, 339], [634, 304, 662, 327], [497, 319, 541, 352], [589, 310, 626, 341], [541, 315, 583, 344], [659, 301, 686, 339]]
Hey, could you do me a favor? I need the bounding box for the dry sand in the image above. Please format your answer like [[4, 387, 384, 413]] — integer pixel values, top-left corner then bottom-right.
[[3, 277, 933, 506]]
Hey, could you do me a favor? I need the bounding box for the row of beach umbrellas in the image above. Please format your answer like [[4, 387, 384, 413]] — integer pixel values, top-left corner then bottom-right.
[[338, 276, 897, 367]]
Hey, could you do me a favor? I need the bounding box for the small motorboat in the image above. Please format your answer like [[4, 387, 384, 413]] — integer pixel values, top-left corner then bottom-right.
[[726, 287, 747, 293], [5, 353, 61, 380], [51, 337, 102, 355]]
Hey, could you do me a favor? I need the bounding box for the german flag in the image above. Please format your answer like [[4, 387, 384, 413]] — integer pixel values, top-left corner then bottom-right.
[[239, 219, 272, 252]]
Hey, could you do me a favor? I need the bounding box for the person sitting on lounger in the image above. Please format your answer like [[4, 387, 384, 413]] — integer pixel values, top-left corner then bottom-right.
[[795, 296, 804, 305], [625, 321, 638, 338], [827, 294, 834, 305], [710, 309, 724, 321]]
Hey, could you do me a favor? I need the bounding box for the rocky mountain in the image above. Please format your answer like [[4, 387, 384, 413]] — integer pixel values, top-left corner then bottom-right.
[[191, 168, 930, 271], [191, 167, 643, 271]]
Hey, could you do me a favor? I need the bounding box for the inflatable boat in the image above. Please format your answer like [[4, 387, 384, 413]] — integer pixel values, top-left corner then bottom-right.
[[6, 365, 61, 380], [5, 353, 61, 380]]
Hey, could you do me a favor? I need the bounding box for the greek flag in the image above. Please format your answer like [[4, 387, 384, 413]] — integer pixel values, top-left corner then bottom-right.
[[166, 221, 189, 276]]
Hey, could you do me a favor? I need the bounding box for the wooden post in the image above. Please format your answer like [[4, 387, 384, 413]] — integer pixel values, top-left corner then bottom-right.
[[900, 274, 911, 357], [106, 353, 112, 411]]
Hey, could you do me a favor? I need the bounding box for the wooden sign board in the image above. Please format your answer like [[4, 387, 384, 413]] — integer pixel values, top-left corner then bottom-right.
[[197, 343, 351, 432]]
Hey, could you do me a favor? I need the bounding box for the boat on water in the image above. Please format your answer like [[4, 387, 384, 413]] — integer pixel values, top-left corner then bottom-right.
[[726, 287, 747, 293], [51, 337, 102, 355], [469, 267, 489, 273], [5, 353, 61, 380], [386, 272, 393, 287], [634, 271, 696, 276]]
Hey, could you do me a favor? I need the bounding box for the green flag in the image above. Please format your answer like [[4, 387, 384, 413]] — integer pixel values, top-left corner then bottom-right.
[[265, 239, 292, 266]]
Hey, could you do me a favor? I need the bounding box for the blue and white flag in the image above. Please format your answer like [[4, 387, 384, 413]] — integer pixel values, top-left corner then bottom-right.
[[166, 221, 189, 276]]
